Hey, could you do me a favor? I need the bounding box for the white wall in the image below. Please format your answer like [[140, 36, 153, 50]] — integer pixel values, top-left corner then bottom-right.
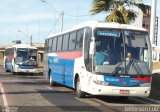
[[132, 9, 143, 27], [152, 44, 160, 62]]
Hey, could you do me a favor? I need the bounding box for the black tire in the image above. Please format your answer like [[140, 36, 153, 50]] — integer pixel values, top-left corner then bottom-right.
[[5, 61, 9, 72], [49, 72, 56, 87], [11, 66, 16, 75], [5, 67, 9, 72], [119, 96, 129, 100], [30, 73, 34, 75], [76, 77, 86, 98]]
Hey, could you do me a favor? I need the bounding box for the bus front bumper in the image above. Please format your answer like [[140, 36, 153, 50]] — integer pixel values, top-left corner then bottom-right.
[[14, 68, 42, 73], [90, 84, 151, 97]]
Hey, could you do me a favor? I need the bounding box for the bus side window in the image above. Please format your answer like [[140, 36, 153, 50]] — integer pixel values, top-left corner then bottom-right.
[[57, 35, 63, 51], [52, 37, 57, 51], [76, 29, 84, 50], [48, 38, 53, 52], [69, 31, 77, 50], [62, 33, 69, 51], [45, 39, 49, 52]]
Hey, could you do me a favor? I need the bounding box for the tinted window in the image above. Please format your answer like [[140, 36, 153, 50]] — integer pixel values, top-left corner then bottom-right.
[[76, 29, 84, 50], [45, 39, 49, 52], [52, 37, 57, 51], [69, 31, 77, 50], [62, 33, 69, 51], [44, 40, 47, 52], [48, 38, 53, 52], [57, 36, 63, 51], [5, 48, 14, 56]]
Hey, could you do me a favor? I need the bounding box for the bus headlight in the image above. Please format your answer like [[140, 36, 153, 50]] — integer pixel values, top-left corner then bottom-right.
[[93, 80, 109, 86], [15, 65, 19, 68], [139, 83, 151, 87]]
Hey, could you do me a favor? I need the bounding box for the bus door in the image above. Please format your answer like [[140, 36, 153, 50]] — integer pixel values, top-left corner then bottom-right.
[[82, 27, 93, 90]]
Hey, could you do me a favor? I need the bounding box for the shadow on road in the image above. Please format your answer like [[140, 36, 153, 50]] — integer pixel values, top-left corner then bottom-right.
[[149, 73, 160, 101]]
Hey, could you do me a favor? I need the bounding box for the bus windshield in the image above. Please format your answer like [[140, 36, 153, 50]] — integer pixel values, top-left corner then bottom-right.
[[16, 48, 38, 65], [94, 28, 151, 75]]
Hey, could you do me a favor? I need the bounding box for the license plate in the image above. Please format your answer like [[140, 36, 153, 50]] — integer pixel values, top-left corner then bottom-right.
[[25, 70, 29, 72], [119, 90, 130, 94]]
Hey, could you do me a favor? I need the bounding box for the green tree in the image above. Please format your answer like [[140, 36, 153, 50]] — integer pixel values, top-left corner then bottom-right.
[[90, 0, 149, 24]]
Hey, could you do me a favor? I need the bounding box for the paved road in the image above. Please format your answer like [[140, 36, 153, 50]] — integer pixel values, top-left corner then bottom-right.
[[149, 73, 160, 100], [0, 67, 159, 112]]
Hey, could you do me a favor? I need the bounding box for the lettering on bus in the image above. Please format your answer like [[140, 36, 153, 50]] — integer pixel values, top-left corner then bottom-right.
[[97, 31, 120, 37], [53, 59, 59, 63], [105, 77, 119, 82]]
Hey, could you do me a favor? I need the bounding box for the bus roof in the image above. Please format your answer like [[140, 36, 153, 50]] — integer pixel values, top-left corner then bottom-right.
[[47, 21, 148, 39], [5, 44, 37, 49]]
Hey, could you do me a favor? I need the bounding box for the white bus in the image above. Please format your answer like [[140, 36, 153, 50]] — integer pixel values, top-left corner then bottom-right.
[[43, 21, 152, 98], [4, 44, 39, 74]]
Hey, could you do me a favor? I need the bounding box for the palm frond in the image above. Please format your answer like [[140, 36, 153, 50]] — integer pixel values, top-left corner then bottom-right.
[[106, 10, 125, 23], [126, 10, 137, 23], [90, 0, 115, 15], [90, 0, 148, 24], [135, 3, 150, 14]]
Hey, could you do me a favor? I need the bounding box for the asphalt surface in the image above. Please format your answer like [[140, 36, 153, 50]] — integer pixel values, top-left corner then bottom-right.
[[149, 73, 160, 100], [0, 66, 159, 112]]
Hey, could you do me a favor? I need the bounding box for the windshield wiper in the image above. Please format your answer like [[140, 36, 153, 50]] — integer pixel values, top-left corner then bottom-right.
[[111, 60, 124, 75], [111, 59, 143, 76], [131, 59, 143, 75]]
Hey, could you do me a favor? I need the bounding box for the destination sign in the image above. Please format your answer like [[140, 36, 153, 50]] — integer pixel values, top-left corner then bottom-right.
[[97, 31, 120, 37]]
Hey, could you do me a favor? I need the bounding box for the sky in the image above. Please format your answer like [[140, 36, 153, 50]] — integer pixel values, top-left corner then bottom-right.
[[0, 0, 159, 45]]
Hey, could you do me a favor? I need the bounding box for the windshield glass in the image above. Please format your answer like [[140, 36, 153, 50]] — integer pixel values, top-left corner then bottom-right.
[[16, 48, 38, 65], [94, 28, 151, 75]]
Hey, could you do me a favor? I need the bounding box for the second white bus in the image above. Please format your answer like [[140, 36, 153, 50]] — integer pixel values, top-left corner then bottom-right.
[[4, 44, 39, 74]]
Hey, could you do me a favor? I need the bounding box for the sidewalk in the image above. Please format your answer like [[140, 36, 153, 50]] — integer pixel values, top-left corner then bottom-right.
[[152, 61, 160, 74]]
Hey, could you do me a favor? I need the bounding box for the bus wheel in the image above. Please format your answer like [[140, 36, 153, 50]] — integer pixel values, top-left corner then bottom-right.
[[119, 96, 128, 100], [49, 73, 53, 86], [49, 72, 56, 87], [5, 67, 9, 72], [11, 66, 16, 75], [76, 77, 86, 98]]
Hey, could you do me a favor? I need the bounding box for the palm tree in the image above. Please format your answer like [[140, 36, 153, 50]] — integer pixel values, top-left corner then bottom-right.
[[90, 0, 149, 24]]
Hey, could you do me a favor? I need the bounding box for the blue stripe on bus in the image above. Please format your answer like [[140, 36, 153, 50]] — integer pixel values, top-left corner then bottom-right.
[[6, 59, 13, 71], [104, 76, 146, 87], [18, 65, 35, 69], [49, 56, 74, 88]]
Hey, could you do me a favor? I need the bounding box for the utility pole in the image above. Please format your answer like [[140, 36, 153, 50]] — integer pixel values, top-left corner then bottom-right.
[[61, 11, 64, 32], [76, 4, 79, 25], [41, 0, 64, 32], [27, 24, 28, 44], [150, 0, 157, 45], [30, 35, 32, 46], [38, 20, 40, 43]]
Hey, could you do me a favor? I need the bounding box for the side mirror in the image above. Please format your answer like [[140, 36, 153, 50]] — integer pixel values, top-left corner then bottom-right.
[[89, 40, 95, 55]]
